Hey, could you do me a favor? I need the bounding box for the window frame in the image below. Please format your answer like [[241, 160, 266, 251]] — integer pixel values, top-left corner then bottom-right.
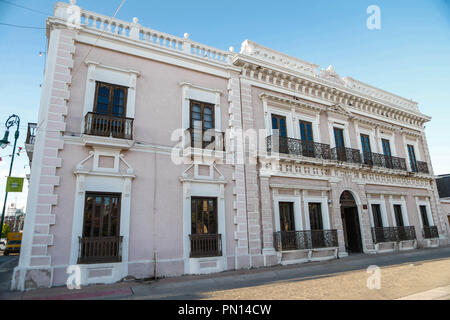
[[189, 99, 215, 132], [190, 197, 218, 235], [82, 192, 122, 239], [94, 81, 129, 117]]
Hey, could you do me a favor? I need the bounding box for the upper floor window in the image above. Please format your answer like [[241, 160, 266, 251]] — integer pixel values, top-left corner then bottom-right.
[[94, 82, 128, 117], [407, 144, 418, 172], [190, 100, 214, 131], [381, 139, 392, 157], [333, 127, 345, 149], [271, 114, 287, 137]]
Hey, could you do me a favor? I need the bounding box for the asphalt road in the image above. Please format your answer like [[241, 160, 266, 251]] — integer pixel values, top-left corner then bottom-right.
[[0, 253, 19, 295]]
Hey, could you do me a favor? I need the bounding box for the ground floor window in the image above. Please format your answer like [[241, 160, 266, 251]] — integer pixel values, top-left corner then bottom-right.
[[393, 204, 404, 227], [279, 202, 295, 232], [308, 203, 323, 230], [371, 204, 383, 228], [190, 197, 221, 258], [79, 192, 122, 264]]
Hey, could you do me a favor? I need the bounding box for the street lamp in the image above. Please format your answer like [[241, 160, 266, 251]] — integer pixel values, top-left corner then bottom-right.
[[0, 115, 20, 239]]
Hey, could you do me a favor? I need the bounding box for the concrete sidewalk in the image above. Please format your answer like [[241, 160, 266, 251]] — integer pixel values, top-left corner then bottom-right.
[[2, 246, 450, 300]]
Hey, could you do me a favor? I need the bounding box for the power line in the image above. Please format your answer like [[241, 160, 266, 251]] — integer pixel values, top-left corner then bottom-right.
[[0, 0, 50, 16], [0, 22, 45, 29]]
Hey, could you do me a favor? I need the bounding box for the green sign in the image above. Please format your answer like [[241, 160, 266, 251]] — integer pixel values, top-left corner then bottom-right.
[[5, 177, 24, 193]]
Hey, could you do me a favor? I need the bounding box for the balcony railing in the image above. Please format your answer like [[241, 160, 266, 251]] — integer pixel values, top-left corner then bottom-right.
[[422, 226, 439, 239], [78, 236, 123, 264], [273, 230, 338, 251], [25, 123, 37, 145], [84, 112, 134, 140], [416, 161, 429, 174], [371, 226, 417, 243], [266, 135, 331, 160], [185, 128, 225, 151], [189, 234, 222, 258], [362, 152, 407, 171], [331, 147, 362, 164]]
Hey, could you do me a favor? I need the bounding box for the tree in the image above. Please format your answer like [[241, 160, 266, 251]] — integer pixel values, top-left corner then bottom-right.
[[1, 224, 11, 238]]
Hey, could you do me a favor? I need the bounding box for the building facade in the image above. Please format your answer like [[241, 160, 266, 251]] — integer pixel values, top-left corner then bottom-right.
[[12, 1, 449, 290]]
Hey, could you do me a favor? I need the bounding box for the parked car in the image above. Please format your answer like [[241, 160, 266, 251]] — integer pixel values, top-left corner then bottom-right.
[[0, 238, 6, 251]]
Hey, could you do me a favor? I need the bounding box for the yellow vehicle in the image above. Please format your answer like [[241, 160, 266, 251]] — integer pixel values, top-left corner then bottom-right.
[[4, 232, 22, 255]]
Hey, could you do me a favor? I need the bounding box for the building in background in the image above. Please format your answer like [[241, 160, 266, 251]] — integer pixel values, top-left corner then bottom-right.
[[4, 203, 26, 233], [436, 174, 450, 234], [11, 1, 450, 290]]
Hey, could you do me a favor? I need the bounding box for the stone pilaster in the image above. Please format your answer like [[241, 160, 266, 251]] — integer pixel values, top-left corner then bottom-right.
[[329, 181, 347, 256], [12, 7, 78, 291], [227, 76, 250, 269], [259, 175, 277, 266], [240, 80, 263, 267]]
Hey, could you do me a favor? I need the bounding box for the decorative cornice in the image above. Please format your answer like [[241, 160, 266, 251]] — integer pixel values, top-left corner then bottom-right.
[[235, 49, 431, 129]]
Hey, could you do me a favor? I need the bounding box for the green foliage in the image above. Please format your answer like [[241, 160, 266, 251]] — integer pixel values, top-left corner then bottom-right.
[[1, 224, 11, 238]]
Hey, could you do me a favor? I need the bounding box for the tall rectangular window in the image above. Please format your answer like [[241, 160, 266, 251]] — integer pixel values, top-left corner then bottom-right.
[[334, 127, 345, 149], [191, 197, 217, 235], [382, 139, 392, 157], [279, 202, 295, 232], [190, 100, 215, 148], [271, 114, 288, 154], [83, 193, 121, 238], [419, 205, 430, 227], [393, 204, 404, 227], [407, 144, 418, 172], [271, 114, 287, 137], [308, 203, 323, 230], [371, 204, 383, 228], [300, 120, 314, 157], [361, 134, 372, 165], [94, 82, 128, 117]]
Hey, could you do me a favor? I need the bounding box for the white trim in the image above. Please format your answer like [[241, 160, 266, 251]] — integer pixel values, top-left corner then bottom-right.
[[273, 195, 302, 232], [389, 196, 410, 226], [82, 61, 139, 133], [328, 118, 351, 149], [378, 130, 397, 157], [368, 196, 389, 227], [69, 172, 133, 286], [415, 197, 434, 228], [182, 181, 227, 275], [267, 106, 294, 138], [303, 194, 330, 230], [356, 123, 377, 155]]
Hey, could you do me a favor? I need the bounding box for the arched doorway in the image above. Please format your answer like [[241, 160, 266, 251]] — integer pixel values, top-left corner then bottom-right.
[[340, 191, 363, 253]]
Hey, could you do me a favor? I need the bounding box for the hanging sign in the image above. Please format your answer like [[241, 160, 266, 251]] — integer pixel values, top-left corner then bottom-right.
[[5, 177, 24, 193]]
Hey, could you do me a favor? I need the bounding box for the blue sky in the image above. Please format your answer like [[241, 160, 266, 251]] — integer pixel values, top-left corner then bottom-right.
[[0, 0, 449, 210]]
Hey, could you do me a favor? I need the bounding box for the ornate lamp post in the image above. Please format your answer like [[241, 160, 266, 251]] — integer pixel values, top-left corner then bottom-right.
[[0, 115, 21, 238]]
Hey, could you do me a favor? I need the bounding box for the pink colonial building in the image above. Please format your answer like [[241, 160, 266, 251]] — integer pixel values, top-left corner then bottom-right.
[[13, 1, 449, 290]]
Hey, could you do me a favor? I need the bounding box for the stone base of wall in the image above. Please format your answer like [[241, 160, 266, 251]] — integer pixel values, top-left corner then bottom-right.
[[11, 266, 53, 291], [279, 247, 338, 266]]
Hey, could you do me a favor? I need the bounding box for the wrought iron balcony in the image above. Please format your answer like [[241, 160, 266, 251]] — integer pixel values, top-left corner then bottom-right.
[[422, 226, 439, 239], [84, 112, 134, 140], [371, 226, 416, 244], [416, 161, 429, 174], [361, 152, 407, 171], [331, 147, 362, 164], [273, 229, 338, 251], [189, 233, 222, 258], [185, 128, 225, 151], [78, 236, 123, 264], [266, 135, 331, 160]]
